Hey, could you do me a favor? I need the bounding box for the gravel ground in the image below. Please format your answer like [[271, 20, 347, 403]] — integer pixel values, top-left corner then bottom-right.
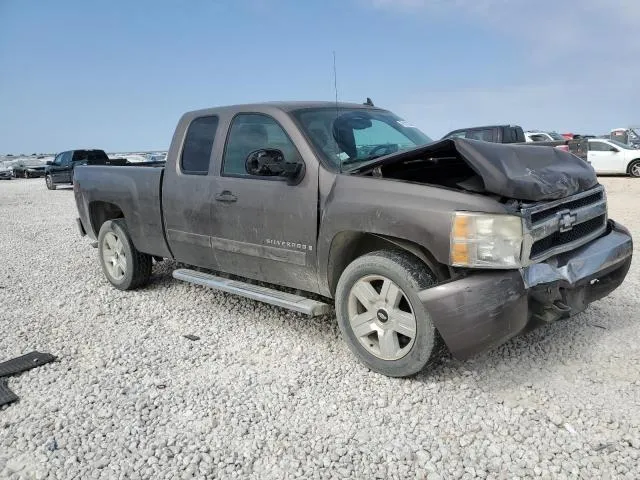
[[0, 177, 639, 480]]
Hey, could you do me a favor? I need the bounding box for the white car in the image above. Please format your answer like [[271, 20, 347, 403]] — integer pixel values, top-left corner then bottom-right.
[[524, 130, 566, 142], [588, 138, 640, 177]]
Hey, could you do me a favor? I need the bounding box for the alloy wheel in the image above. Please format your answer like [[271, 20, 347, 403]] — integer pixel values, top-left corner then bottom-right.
[[101, 232, 127, 281], [347, 275, 417, 361]]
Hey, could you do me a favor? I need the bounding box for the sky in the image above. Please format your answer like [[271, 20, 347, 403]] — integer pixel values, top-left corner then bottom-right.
[[0, 0, 638, 153]]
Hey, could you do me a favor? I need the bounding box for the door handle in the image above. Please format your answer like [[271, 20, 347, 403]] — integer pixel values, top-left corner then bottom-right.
[[215, 190, 237, 203]]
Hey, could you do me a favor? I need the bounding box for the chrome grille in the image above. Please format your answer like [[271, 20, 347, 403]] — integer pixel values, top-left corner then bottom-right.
[[521, 185, 607, 264]]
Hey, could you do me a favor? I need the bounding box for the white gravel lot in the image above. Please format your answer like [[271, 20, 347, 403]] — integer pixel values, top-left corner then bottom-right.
[[0, 177, 639, 480]]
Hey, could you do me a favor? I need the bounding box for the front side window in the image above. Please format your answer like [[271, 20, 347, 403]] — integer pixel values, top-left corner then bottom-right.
[[292, 108, 432, 171], [590, 141, 614, 152], [61, 152, 72, 166], [181, 115, 219, 174], [608, 139, 635, 150], [222, 114, 299, 176], [444, 131, 466, 139]]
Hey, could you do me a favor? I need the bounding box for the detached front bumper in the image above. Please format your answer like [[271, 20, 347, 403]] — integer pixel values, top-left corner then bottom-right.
[[419, 219, 633, 360]]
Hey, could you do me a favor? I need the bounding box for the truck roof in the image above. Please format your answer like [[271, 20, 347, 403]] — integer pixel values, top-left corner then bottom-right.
[[184, 101, 382, 117]]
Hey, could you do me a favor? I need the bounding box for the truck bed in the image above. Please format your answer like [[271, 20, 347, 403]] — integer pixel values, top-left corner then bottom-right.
[[73, 164, 171, 258]]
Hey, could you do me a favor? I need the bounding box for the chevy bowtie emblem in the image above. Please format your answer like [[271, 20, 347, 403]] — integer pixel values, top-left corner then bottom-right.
[[558, 210, 578, 232]]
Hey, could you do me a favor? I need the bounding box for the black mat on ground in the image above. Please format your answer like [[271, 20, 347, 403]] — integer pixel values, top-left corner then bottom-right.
[[0, 351, 56, 378], [0, 379, 19, 406]]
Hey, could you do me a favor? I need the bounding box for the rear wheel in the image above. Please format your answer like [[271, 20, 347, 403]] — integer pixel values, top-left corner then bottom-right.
[[45, 175, 56, 190], [98, 219, 152, 290], [335, 250, 439, 377], [629, 160, 640, 178]]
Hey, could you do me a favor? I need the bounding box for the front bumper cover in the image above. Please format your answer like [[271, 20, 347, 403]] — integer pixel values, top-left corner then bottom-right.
[[419, 219, 633, 360]]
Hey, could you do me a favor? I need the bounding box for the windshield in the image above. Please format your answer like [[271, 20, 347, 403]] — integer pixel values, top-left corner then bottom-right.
[[18, 159, 45, 167], [609, 139, 637, 150], [291, 108, 433, 170], [548, 131, 565, 141]]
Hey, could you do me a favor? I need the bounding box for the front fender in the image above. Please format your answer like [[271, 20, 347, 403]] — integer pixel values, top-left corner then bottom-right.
[[317, 174, 507, 296]]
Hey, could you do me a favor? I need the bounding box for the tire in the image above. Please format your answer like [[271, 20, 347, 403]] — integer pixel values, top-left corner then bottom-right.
[[24, 171, 29, 179], [335, 249, 439, 377], [629, 160, 640, 178], [97, 219, 152, 290], [45, 175, 56, 190]]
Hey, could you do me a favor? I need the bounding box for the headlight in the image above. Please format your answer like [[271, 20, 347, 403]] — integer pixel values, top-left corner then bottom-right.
[[450, 212, 524, 268]]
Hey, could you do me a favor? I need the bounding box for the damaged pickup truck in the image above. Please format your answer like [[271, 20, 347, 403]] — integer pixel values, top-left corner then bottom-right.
[[73, 102, 633, 377]]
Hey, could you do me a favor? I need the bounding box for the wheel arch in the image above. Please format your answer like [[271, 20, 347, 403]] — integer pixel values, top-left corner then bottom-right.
[[325, 231, 449, 298], [627, 158, 640, 175], [88, 201, 125, 237]]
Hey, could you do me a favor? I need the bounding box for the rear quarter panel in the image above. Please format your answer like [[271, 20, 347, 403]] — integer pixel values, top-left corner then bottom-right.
[[74, 165, 170, 257]]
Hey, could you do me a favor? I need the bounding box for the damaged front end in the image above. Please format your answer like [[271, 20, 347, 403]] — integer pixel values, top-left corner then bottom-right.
[[352, 137, 597, 201], [418, 218, 632, 360], [352, 139, 633, 359]]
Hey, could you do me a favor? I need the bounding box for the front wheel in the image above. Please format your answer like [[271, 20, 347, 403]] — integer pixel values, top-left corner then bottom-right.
[[629, 160, 640, 178], [45, 175, 56, 190], [98, 219, 152, 290], [335, 250, 439, 377]]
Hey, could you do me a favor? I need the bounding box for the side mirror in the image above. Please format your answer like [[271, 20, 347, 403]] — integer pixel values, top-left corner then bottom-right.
[[610, 147, 619, 152], [46, 161, 53, 165], [245, 149, 303, 184]]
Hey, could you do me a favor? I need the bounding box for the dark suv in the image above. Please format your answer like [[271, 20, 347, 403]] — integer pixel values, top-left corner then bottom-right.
[[45, 149, 109, 190]]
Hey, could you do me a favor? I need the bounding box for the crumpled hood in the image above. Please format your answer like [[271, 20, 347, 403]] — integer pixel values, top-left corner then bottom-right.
[[351, 138, 598, 201]]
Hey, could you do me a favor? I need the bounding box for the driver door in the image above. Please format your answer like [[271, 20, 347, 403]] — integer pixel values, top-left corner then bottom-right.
[[211, 112, 319, 293], [50, 152, 70, 182], [588, 141, 618, 173]]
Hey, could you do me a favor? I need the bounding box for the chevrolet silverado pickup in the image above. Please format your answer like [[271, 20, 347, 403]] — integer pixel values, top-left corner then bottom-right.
[[73, 101, 633, 377]]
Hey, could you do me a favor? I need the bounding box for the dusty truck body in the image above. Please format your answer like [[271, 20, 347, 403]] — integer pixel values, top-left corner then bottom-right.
[[73, 102, 633, 377]]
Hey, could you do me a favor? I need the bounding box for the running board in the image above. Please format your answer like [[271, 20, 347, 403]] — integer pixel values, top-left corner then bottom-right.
[[172, 269, 331, 317]]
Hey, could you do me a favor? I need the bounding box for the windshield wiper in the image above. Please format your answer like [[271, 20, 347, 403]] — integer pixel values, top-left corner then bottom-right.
[[341, 154, 385, 167]]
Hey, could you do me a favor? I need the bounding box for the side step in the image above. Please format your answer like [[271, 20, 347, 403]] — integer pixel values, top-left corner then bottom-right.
[[172, 269, 331, 317]]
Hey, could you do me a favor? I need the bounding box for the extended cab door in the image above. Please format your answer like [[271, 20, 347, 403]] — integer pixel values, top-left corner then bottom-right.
[[162, 115, 222, 270], [211, 112, 319, 293]]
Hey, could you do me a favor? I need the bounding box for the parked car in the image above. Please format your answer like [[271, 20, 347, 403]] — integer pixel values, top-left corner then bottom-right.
[[442, 124, 588, 161], [524, 130, 566, 142], [73, 101, 633, 377], [45, 149, 110, 190], [588, 138, 640, 177], [610, 127, 640, 149], [442, 124, 525, 143], [0, 163, 12, 180], [11, 158, 47, 178]]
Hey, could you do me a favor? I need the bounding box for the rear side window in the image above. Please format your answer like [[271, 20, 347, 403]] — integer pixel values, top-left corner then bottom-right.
[[529, 134, 548, 142], [181, 116, 219, 174], [467, 129, 494, 142], [503, 128, 524, 143], [72, 150, 108, 162]]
